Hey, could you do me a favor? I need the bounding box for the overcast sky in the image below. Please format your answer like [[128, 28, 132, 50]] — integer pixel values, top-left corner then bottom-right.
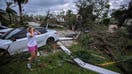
[[0, 0, 131, 16]]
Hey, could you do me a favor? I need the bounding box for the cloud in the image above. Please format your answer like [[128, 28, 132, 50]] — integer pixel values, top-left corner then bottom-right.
[[110, 0, 131, 9], [27, 0, 68, 7], [0, 0, 131, 16], [0, 0, 78, 15], [23, 0, 78, 15]]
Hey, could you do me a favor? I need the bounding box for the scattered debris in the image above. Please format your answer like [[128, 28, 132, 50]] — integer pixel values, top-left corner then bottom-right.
[[57, 41, 120, 74]]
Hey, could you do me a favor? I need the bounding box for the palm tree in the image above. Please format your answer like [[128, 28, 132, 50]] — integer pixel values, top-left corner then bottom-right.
[[6, 2, 17, 24], [0, 9, 9, 26], [13, 0, 28, 23], [0, 9, 6, 19]]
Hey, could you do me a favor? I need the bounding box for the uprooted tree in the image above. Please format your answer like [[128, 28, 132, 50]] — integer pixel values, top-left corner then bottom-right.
[[78, 25, 132, 73]]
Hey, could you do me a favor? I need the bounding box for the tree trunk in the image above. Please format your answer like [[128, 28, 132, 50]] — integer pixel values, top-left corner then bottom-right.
[[8, 13, 12, 24], [17, 2, 23, 23]]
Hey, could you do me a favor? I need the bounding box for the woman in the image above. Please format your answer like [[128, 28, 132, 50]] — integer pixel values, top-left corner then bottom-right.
[[26, 27, 41, 70]]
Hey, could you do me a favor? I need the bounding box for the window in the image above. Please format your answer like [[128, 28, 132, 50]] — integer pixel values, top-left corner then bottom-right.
[[5, 29, 21, 39], [10, 28, 27, 39], [35, 27, 47, 34]]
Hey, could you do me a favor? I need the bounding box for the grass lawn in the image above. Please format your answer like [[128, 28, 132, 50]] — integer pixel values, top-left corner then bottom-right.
[[0, 51, 97, 74]]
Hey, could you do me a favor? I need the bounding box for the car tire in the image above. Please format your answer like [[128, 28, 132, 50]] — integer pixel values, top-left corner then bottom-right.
[[47, 37, 55, 44], [46, 37, 57, 50], [0, 49, 11, 66]]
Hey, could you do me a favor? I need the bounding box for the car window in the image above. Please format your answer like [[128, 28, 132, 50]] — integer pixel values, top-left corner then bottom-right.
[[5, 28, 21, 39], [10, 28, 27, 39], [10, 27, 47, 39], [0, 27, 5, 29], [35, 27, 47, 34]]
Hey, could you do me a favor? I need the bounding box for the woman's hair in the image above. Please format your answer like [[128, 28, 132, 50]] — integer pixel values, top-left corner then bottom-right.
[[27, 27, 33, 32], [27, 27, 36, 32]]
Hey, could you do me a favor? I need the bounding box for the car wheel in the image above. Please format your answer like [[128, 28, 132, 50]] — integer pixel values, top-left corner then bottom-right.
[[46, 37, 57, 50], [47, 37, 55, 44], [0, 49, 11, 66]]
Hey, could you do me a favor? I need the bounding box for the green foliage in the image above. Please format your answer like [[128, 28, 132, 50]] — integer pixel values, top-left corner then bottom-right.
[[111, 9, 126, 19], [76, 0, 110, 29], [8, 24, 16, 27], [102, 18, 110, 25], [73, 50, 91, 63], [78, 26, 129, 53], [69, 44, 122, 72], [6, 1, 17, 25], [0, 9, 10, 26], [111, 1, 132, 27], [65, 10, 76, 30], [123, 59, 132, 73], [78, 34, 90, 49], [127, 24, 132, 38]]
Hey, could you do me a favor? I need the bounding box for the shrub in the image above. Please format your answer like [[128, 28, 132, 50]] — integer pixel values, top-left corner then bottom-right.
[[73, 50, 91, 63]]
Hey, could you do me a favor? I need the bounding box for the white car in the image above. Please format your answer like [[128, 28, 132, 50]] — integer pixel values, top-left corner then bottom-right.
[[0, 27, 59, 57]]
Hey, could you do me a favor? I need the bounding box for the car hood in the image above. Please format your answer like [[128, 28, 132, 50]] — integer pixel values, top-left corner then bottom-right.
[[47, 29, 57, 33], [0, 39, 12, 46]]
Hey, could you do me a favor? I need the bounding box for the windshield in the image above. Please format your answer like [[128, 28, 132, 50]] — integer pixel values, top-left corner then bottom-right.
[[0, 28, 21, 39]]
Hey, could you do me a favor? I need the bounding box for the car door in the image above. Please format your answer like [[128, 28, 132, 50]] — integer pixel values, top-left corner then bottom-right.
[[6, 28, 28, 55], [35, 27, 47, 47]]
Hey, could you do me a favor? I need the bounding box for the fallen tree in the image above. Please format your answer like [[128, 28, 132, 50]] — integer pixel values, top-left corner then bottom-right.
[[78, 25, 132, 73]]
